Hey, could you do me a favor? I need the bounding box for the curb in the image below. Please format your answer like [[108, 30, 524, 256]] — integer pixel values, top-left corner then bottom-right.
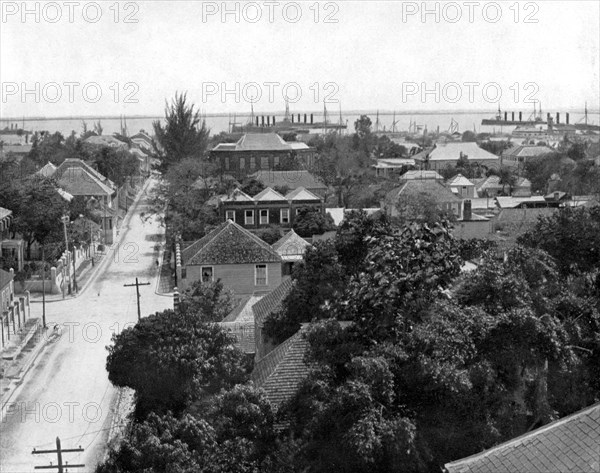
[[27, 178, 153, 304]]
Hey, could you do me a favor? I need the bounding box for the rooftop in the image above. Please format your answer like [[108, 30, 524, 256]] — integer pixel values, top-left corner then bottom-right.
[[272, 230, 312, 262], [213, 133, 293, 152], [250, 327, 311, 409], [387, 179, 463, 204], [253, 187, 288, 202], [502, 145, 556, 157], [181, 220, 282, 266], [252, 277, 294, 327], [55, 166, 115, 197], [445, 402, 600, 473], [249, 170, 327, 191], [448, 174, 475, 187], [428, 142, 499, 162], [285, 187, 321, 201], [0, 268, 13, 288], [400, 170, 443, 181]]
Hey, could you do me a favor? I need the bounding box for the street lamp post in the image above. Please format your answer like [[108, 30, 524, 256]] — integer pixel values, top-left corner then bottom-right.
[[61, 215, 70, 295]]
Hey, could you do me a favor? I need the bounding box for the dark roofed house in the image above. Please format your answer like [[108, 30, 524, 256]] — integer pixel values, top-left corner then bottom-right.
[[252, 277, 294, 361], [177, 220, 282, 295], [249, 170, 327, 197], [445, 402, 600, 473], [210, 133, 316, 179], [218, 186, 324, 230]]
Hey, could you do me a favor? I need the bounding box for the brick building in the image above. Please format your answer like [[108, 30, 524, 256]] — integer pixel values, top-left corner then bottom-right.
[[210, 133, 315, 179], [219, 187, 324, 230]]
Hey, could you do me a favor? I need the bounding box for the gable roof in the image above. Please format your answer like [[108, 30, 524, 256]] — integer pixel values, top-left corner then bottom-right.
[[448, 174, 475, 187], [0, 269, 13, 289], [272, 230, 312, 261], [253, 187, 287, 202], [55, 158, 116, 189], [250, 327, 311, 409], [387, 179, 463, 204], [181, 220, 282, 266], [220, 321, 256, 354], [429, 143, 498, 162], [250, 170, 327, 191], [221, 188, 254, 203], [285, 187, 321, 201], [252, 277, 294, 327], [445, 402, 600, 473]]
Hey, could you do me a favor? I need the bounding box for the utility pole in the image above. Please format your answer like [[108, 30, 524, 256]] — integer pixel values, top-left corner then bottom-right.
[[124, 277, 151, 321], [32, 436, 84, 472], [61, 215, 70, 295], [41, 247, 46, 329]]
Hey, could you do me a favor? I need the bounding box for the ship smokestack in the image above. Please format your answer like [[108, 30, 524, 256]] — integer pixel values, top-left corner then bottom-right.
[[304, 114, 307, 123], [267, 116, 270, 126], [273, 116, 276, 125], [311, 114, 314, 124], [504, 112, 507, 121], [519, 112, 522, 122], [566, 113, 569, 124], [261, 116, 265, 126], [256, 116, 259, 126], [291, 114, 294, 123], [556, 113, 560, 124], [512, 112, 515, 121]]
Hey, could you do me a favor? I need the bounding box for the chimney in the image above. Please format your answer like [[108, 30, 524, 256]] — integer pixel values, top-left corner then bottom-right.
[[554, 192, 559, 201], [464, 199, 472, 221], [519, 111, 522, 122], [556, 112, 560, 124]]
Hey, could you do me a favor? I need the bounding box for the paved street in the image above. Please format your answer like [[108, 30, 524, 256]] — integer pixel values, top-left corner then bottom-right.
[[0, 179, 171, 473]]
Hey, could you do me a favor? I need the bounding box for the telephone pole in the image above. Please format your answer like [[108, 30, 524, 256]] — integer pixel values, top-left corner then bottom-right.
[[124, 277, 151, 321], [32, 436, 84, 472]]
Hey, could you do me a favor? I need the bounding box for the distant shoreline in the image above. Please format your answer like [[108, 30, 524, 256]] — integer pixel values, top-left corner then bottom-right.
[[2, 108, 597, 122]]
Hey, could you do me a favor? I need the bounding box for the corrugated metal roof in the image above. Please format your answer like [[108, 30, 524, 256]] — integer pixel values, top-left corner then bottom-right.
[[285, 187, 321, 201], [254, 187, 287, 202], [429, 142, 498, 161]]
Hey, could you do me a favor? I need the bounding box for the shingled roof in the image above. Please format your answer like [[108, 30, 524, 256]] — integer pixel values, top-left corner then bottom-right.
[[445, 402, 600, 473], [252, 277, 294, 327], [181, 220, 282, 266], [250, 327, 311, 409]]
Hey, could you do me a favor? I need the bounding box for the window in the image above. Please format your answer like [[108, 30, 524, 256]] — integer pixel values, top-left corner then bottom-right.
[[239, 157, 245, 169], [274, 156, 280, 167], [181, 268, 187, 279], [108, 218, 112, 229], [225, 157, 230, 171], [280, 208, 290, 224], [260, 209, 269, 225], [201, 266, 213, 283], [261, 157, 269, 168], [255, 264, 267, 285], [226, 210, 235, 222], [245, 210, 254, 225], [250, 157, 255, 169]]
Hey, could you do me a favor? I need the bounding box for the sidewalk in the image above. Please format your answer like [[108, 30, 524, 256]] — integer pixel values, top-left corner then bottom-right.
[[156, 249, 175, 295], [26, 178, 153, 304]]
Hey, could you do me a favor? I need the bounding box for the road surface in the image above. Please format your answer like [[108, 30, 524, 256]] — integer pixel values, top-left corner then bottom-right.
[[1, 179, 171, 472]]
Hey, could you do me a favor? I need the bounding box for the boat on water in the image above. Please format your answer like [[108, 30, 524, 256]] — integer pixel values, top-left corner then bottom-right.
[[482, 103, 599, 132], [230, 101, 347, 134]]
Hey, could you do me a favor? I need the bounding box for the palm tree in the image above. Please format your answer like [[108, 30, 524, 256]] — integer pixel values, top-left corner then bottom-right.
[[498, 166, 517, 196]]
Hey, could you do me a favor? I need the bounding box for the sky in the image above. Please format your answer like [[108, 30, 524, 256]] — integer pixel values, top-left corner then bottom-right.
[[1, 0, 599, 118]]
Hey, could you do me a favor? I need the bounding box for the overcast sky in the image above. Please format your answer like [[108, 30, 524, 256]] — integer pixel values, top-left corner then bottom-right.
[[1, 1, 598, 118]]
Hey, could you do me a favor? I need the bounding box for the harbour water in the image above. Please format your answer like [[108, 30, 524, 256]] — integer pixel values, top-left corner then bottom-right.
[[1, 111, 598, 138]]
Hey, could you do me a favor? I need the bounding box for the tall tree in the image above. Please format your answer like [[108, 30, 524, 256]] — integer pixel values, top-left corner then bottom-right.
[[152, 92, 210, 172]]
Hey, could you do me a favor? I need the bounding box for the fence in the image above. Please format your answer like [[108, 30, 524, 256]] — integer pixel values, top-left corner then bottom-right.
[[1, 290, 31, 349]]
